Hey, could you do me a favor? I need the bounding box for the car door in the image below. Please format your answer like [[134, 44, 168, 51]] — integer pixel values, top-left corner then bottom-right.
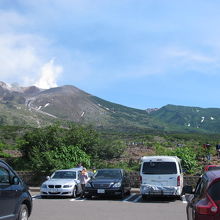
[[0, 164, 24, 219], [0, 165, 17, 219], [187, 176, 208, 220]]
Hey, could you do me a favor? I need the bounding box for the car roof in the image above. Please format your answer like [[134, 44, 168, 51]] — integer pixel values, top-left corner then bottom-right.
[[141, 156, 180, 162], [205, 165, 220, 168], [0, 159, 7, 165]]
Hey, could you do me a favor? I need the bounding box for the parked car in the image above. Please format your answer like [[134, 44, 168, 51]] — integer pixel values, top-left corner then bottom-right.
[[40, 168, 83, 198], [204, 164, 220, 172], [140, 156, 183, 200], [184, 170, 220, 220], [0, 159, 32, 220], [84, 168, 131, 199]]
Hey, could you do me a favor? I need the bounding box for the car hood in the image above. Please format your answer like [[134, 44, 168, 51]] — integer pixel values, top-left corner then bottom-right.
[[42, 179, 77, 185]]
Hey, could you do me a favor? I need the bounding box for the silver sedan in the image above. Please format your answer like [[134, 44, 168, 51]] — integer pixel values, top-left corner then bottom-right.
[[40, 168, 83, 198]]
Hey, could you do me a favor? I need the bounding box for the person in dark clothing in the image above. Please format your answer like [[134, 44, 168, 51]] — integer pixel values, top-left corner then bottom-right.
[[216, 144, 220, 159], [203, 144, 212, 161]]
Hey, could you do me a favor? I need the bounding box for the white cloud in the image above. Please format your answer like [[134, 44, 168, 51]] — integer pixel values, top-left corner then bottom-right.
[[167, 48, 215, 63], [0, 9, 63, 88], [0, 33, 42, 80], [0, 10, 27, 32], [34, 59, 63, 89]]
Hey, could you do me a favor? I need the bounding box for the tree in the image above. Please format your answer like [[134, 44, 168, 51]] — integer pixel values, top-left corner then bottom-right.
[[96, 139, 126, 159], [169, 147, 198, 174], [29, 145, 90, 173], [18, 124, 94, 173]]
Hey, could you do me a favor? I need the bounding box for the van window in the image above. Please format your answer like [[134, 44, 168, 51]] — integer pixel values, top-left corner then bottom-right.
[[142, 162, 177, 174], [208, 181, 220, 201]]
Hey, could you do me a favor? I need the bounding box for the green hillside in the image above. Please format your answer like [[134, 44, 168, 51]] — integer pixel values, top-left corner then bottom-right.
[[151, 104, 220, 133]]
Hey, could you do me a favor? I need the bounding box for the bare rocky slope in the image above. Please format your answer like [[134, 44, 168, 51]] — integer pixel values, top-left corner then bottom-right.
[[1, 81, 220, 133]]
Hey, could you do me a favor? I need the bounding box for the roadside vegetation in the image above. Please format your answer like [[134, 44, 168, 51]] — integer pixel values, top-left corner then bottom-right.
[[0, 124, 220, 175]]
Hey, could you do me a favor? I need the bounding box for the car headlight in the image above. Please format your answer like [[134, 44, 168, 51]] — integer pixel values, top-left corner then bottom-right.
[[113, 182, 122, 188], [41, 184, 47, 189], [63, 185, 73, 188], [85, 183, 92, 188]]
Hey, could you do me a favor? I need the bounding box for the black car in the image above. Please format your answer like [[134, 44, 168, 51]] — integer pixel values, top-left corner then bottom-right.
[[84, 168, 131, 199], [0, 160, 32, 220]]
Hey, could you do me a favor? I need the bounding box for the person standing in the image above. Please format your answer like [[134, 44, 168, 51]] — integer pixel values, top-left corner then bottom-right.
[[203, 144, 211, 161], [77, 163, 83, 169], [79, 168, 89, 198], [216, 144, 220, 159]]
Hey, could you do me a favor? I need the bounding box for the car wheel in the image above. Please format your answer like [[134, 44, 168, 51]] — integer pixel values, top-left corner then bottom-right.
[[18, 204, 29, 220], [142, 195, 148, 200], [85, 195, 92, 199], [119, 190, 125, 199], [72, 186, 77, 198]]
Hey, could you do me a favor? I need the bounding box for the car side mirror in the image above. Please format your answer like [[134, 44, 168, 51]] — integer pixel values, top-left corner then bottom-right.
[[46, 176, 50, 180], [11, 176, 20, 185], [182, 185, 193, 194]]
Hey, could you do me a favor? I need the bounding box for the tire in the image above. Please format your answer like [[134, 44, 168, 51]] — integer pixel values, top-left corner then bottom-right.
[[18, 204, 29, 220], [127, 189, 131, 195], [85, 195, 92, 199], [118, 190, 125, 199], [142, 195, 148, 200]]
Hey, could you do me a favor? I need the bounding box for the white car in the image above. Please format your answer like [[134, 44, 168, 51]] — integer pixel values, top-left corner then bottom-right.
[[140, 156, 183, 200], [40, 168, 83, 198]]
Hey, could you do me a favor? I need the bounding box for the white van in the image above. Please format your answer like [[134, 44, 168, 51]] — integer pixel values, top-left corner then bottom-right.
[[140, 156, 183, 199]]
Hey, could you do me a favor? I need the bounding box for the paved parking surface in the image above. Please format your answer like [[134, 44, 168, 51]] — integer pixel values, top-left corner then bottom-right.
[[30, 193, 187, 220]]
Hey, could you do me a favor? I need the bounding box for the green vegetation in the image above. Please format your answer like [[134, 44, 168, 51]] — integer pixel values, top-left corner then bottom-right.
[[6, 124, 126, 174], [1, 123, 220, 175]]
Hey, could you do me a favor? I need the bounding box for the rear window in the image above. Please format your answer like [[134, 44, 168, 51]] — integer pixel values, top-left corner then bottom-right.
[[208, 181, 220, 201], [142, 162, 177, 174], [208, 166, 220, 171]]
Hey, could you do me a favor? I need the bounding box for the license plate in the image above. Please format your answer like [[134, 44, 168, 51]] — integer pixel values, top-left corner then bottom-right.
[[49, 188, 58, 193], [97, 189, 105, 194]]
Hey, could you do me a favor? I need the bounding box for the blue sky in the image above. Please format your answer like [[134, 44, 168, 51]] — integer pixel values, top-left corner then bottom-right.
[[1, 0, 220, 109]]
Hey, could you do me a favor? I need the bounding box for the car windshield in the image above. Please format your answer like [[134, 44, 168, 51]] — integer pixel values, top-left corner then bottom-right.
[[142, 162, 177, 174], [52, 171, 76, 179], [94, 170, 122, 179]]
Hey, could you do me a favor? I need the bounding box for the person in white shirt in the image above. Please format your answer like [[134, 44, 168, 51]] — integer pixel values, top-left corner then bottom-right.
[[79, 168, 89, 198]]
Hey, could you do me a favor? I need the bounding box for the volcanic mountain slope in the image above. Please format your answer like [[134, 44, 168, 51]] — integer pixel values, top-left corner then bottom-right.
[[0, 82, 161, 131], [1, 81, 220, 133]]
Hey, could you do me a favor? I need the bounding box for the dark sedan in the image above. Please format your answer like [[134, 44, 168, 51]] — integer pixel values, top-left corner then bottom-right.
[[84, 168, 131, 199]]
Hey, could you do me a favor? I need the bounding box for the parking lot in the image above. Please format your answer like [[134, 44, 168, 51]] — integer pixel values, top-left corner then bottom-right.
[[30, 193, 187, 220]]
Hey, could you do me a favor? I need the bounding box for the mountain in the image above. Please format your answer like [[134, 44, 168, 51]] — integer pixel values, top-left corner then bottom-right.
[[0, 82, 162, 132], [150, 104, 220, 133], [1, 81, 220, 134]]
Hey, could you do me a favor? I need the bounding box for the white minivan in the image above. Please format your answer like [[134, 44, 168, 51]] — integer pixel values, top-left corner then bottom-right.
[[140, 156, 183, 199]]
